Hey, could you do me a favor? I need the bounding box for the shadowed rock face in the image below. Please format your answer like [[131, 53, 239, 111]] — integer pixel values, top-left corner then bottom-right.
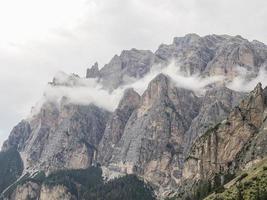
[[2, 120, 31, 152], [86, 62, 100, 78], [98, 88, 141, 165]]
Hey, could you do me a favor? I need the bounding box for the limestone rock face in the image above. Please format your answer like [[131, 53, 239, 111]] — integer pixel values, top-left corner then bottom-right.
[[96, 49, 159, 89], [2, 121, 31, 152], [97, 74, 244, 196], [86, 62, 100, 78], [183, 83, 267, 181], [155, 34, 222, 75], [154, 34, 267, 77], [39, 185, 77, 200], [30, 102, 109, 171], [234, 86, 267, 168], [10, 183, 77, 200], [2, 34, 267, 199], [86, 34, 267, 92], [100, 74, 201, 192], [98, 88, 141, 164], [184, 85, 245, 154], [205, 36, 267, 77], [10, 181, 40, 200], [4, 100, 110, 172]]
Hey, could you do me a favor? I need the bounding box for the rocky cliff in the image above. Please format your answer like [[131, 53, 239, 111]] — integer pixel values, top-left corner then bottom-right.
[[3, 99, 110, 172], [1, 34, 267, 200], [85, 34, 267, 91], [183, 83, 267, 181]]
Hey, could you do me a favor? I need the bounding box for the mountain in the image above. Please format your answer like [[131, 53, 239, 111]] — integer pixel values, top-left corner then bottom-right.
[[86, 34, 267, 90], [179, 82, 267, 200], [1, 34, 267, 200]]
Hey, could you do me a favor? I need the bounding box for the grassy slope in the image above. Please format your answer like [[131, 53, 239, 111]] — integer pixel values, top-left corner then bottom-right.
[[204, 159, 267, 200]]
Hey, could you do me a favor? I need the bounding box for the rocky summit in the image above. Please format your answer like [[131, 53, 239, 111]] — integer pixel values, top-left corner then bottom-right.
[[1, 34, 267, 200]]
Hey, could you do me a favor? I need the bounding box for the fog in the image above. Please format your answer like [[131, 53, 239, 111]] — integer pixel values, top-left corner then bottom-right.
[[39, 62, 264, 114], [227, 66, 267, 92]]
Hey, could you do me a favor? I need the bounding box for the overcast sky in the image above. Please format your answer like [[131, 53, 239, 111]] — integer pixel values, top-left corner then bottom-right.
[[0, 0, 266, 147]]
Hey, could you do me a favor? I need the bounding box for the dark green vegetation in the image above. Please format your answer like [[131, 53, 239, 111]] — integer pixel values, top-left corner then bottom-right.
[[82, 174, 155, 200], [1, 166, 155, 200], [0, 148, 23, 193], [204, 159, 267, 200], [167, 159, 267, 200], [167, 172, 235, 200], [44, 167, 103, 198], [189, 173, 235, 200], [44, 170, 155, 200]]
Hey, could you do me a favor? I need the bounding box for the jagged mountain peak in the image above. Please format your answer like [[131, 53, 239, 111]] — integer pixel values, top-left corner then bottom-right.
[[86, 62, 99, 78], [144, 73, 169, 95], [1, 34, 267, 200], [50, 71, 81, 87], [83, 34, 267, 90], [118, 88, 140, 110], [183, 82, 267, 187]]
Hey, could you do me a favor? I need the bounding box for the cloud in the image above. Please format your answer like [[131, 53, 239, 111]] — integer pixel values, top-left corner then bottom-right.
[[40, 72, 123, 112], [161, 63, 224, 93], [227, 66, 267, 92], [36, 62, 224, 113], [36, 62, 267, 117], [123, 62, 224, 95]]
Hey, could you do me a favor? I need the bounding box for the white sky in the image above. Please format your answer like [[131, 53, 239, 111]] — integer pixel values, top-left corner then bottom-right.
[[0, 0, 266, 147]]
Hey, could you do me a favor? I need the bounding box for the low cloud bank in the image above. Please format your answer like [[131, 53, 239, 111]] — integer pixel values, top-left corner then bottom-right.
[[34, 63, 267, 114], [227, 66, 267, 92], [39, 72, 124, 112], [122, 62, 224, 95]]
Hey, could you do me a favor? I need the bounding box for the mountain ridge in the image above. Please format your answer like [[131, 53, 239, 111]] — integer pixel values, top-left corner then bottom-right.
[[1, 33, 267, 200]]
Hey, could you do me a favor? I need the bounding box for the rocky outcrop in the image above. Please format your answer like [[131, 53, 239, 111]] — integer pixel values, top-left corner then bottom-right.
[[100, 74, 201, 193], [97, 74, 244, 197], [9, 183, 76, 200], [3, 99, 110, 172], [184, 85, 245, 154], [86, 62, 100, 78], [183, 83, 267, 181], [87, 34, 267, 92], [96, 49, 159, 89], [205, 36, 267, 77], [155, 34, 222, 75], [233, 86, 267, 168], [155, 34, 267, 77], [27, 101, 110, 172], [98, 88, 141, 164], [2, 121, 31, 152], [39, 185, 77, 200], [9, 181, 40, 200], [1, 34, 267, 199]]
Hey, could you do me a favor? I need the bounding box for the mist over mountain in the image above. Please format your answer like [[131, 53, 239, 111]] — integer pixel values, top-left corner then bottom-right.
[[1, 34, 267, 200]]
